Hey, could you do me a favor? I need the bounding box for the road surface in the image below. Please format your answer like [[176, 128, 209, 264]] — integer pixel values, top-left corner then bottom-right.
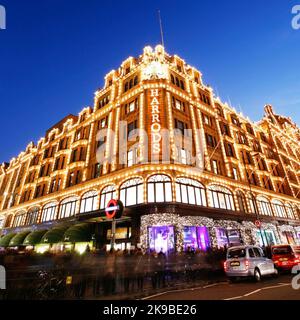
[[142, 275, 300, 300]]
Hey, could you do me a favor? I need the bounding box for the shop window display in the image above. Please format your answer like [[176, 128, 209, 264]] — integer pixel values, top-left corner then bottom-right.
[[148, 226, 175, 254]]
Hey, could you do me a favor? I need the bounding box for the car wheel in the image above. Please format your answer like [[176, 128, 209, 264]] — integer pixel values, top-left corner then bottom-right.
[[254, 268, 261, 282]]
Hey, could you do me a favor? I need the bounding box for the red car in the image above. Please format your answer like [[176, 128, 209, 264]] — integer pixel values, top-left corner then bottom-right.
[[271, 245, 300, 271]]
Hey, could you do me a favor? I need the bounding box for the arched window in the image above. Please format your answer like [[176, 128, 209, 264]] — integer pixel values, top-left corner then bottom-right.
[[26, 207, 40, 225], [4, 214, 13, 228], [236, 191, 247, 213], [12, 211, 27, 227], [148, 175, 172, 203], [120, 178, 144, 207], [80, 191, 98, 213], [208, 185, 234, 210], [247, 193, 258, 214], [257, 196, 273, 216], [285, 203, 295, 220], [41, 202, 58, 222], [100, 185, 117, 209], [176, 178, 206, 206], [272, 200, 287, 218], [59, 196, 78, 219]]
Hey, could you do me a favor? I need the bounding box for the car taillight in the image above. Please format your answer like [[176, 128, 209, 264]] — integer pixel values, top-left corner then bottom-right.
[[245, 260, 250, 269], [224, 261, 227, 271]]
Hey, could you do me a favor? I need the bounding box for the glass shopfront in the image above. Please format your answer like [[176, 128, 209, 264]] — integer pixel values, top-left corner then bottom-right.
[[183, 226, 210, 251], [256, 229, 277, 247], [282, 231, 296, 245], [148, 226, 175, 253], [216, 228, 242, 248]]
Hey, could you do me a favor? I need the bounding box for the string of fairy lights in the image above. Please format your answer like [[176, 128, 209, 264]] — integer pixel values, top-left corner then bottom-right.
[[0, 45, 300, 247]]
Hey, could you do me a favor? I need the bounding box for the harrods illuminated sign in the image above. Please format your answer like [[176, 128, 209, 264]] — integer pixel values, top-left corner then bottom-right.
[[150, 88, 162, 155]]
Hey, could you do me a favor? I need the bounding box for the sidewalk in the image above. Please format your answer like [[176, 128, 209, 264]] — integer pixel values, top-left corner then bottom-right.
[[90, 270, 226, 301]]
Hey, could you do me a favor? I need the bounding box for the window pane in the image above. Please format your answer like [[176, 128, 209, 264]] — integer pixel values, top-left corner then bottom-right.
[[176, 184, 181, 202], [156, 183, 164, 202], [225, 195, 231, 210], [126, 187, 136, 206], [219, 193, 226, 209], [181, 185, 188, 203], [201, 189, 207, 206], [100, 195, 105, 209], [165, 183, 172, 202], [188, 186, 196, 204], [148, 184, 155, 203], [212, 192, 219, 208], [195, 188, 201, 206], [137, 185, 144, 204], [120, 189, 126, 206], [85, 198, 93, 213]]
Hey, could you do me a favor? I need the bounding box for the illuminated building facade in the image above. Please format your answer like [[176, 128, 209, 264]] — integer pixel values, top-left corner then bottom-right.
[[0, 45, 300, 253]]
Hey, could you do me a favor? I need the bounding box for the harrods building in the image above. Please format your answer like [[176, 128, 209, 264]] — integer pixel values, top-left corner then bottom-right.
[[1, 45, 300, 254]]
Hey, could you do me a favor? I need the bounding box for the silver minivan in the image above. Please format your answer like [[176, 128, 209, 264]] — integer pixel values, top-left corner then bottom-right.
[[224, 246, 278, 282]]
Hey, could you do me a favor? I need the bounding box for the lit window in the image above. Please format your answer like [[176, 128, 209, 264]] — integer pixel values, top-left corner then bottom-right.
[[147, 175, 172, 203], [212, 160, 218, 174], [26, 207, 40, 226], [120, 178, 144, 207], [208, 185, 234, 210], [41, 203, 58, 222], [176, 178, 207, 207], [127, 150, 133, 167], [285, 204, 295, 219], [272, 200, 287, 218], [128, 101, 135, 113], [257, 196, 273, 216], [100, 185, 117, 209], [180, 149, 189, 165], [80, 191, 98, 213], [236, 191, 247, 212], [232, 167, 239, 180], [59, 197, 78, 219], [12, 211, 27, 227]]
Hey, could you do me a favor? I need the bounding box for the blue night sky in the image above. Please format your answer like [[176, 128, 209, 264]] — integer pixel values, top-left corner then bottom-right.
[[0, 0, 299, 164]]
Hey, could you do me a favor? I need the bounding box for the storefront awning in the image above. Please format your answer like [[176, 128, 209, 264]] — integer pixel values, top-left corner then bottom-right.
[[0, 233, 16, 248], [63, 223, 94, 243], [23, 230, 47, 246], [9, 231, 31, 247], [40, 227, 68, 244]]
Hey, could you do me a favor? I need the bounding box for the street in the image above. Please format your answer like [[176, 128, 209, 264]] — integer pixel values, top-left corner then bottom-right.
[[142, 275, 300, 300]]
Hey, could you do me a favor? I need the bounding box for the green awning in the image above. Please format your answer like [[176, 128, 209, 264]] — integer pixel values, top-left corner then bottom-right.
[[23, 230, 47, 246], [0, 233, 16, 248], [41, 227, 68, 244], [63, 223, 94, 243], [9, 231, 31, 247]]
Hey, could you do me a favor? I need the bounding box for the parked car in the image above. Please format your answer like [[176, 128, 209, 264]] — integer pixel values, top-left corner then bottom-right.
[[224, 246, 277, 282], [271, 245, 300, 272]]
